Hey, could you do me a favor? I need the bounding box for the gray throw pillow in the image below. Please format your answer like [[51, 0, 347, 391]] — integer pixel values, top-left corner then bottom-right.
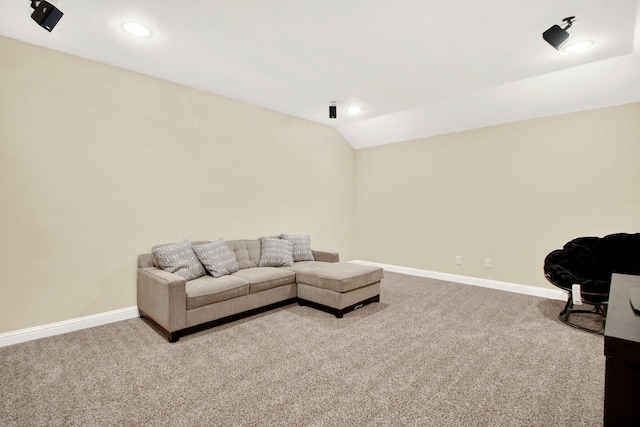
[[192, 238, 240, 278], [152, 240, 206, 281], [259, 238, 294, 267], [281, 234, 315, 262]]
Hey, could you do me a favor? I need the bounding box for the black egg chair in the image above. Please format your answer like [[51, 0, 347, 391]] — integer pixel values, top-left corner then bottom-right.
[[543, 232, 640, 334]]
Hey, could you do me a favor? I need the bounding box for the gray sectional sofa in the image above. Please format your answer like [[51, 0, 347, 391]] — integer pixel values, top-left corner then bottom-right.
[[137, 235, 383, 342]]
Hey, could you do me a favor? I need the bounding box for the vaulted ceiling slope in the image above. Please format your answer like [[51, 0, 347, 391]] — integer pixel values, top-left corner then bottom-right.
[[1, 0, 639, 149]]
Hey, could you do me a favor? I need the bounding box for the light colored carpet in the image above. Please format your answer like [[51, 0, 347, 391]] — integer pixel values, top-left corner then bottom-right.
[[0, 272, 604, 426]]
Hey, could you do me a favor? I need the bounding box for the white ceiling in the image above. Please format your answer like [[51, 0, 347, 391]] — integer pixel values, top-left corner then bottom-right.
[[1, 0, 639, 149]]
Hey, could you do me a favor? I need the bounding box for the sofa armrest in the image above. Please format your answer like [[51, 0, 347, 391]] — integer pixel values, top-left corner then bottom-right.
[[137, 267, 187, 333], [312, 250, 339, 263], [138, 253, 155, 268]]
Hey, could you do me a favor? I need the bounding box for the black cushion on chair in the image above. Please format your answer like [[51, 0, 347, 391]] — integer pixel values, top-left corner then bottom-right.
[[544, 232, 640, 301], [544, 232, 640, 334], [603, 233, 640, 275], [544, 240, 608, 291]]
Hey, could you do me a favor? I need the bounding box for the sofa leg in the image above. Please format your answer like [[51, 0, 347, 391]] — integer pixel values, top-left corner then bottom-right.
[[300, 295, 380, 319]]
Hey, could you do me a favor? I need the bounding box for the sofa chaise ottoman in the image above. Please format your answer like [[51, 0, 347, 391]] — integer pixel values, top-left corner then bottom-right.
[[295, 263, 383, 318], [137, 235, 383, 342]]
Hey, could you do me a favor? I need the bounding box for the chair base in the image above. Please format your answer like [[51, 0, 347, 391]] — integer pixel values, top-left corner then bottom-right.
[[559, 291, 607, 335]]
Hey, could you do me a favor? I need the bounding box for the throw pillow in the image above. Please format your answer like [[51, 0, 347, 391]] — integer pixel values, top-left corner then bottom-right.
[[259, 238, 294, 267], [281, 234, 314, 262], [192, 238, 240, 278], [152, 240, 206, 281]]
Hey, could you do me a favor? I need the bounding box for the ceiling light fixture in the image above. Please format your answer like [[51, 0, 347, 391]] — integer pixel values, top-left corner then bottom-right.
[[347, 106, 361, 114], [30, 0, 63, 32], [543, 16, 575, 50], [122, 22, 152, 38], [563, 40, 593, 53]]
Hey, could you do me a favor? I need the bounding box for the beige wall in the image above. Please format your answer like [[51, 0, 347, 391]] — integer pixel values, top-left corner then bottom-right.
[[0, 36, 355, 333], [355, 103, 640, 288], [2, 34, 639, 335]]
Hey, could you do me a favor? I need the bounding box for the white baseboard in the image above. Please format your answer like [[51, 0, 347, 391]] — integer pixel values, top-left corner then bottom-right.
[[0, 306, 139, 348], [1, 262, 566, 348], [350, 260, 567, 301]]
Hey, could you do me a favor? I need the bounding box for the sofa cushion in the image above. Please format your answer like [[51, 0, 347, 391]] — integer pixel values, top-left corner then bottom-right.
[[152, 240, 206, 281], [281, 234, 315, 262], [232, 267, 296, 293], [259, 238, 294, 267], [226, 240, 261, 270], [295, 263, 384, 293], [282, 261, 335, 272], [185, 275, 249, 310], [192, 238, 240, 278]]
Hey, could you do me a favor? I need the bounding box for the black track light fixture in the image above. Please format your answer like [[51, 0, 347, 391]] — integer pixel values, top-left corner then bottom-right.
[[329, 103, 337, 119], [543, 16, 575, 50], [30, 1, 63, 32]]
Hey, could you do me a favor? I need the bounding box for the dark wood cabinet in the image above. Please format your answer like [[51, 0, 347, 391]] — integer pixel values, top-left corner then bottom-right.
[[604, 273, 640, 426]]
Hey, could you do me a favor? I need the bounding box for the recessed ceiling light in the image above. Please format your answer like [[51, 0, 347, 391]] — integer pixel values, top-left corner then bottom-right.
[[347, 106, 361, 114], [563, 41, 593, 53], [122, 22, 152, 38]]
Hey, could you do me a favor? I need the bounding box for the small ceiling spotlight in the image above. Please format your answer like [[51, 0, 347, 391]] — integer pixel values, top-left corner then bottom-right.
[[563, 40, 593, 53], [329, 103, 337, 119], [543, 16, 575, 50], [30, 0, 63, 32], [122, 22, 153, 38], [347, 106, 361, 114]]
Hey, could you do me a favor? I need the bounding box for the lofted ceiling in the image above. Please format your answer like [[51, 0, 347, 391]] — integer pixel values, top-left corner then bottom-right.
[[1, 0, 639, 148]]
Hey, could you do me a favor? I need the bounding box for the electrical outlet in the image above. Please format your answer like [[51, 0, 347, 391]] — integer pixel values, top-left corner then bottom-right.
[[484, 259, 491, 269], [455, 256, 462, 265]]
